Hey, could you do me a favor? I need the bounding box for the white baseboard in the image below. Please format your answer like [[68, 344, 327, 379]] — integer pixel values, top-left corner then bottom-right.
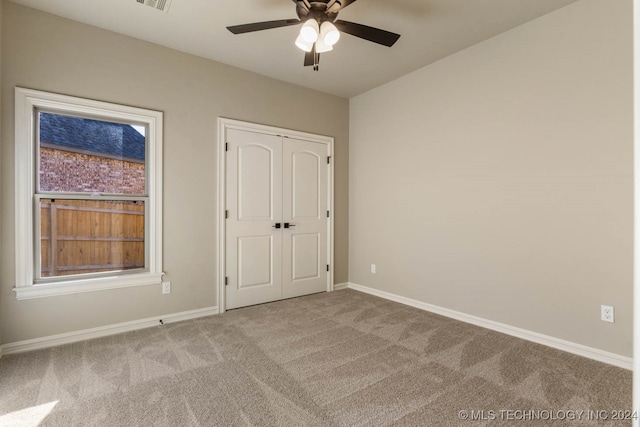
[[347, 283, 632, 370], [333, 282, 349, 290], [0, 306, 218, 357]]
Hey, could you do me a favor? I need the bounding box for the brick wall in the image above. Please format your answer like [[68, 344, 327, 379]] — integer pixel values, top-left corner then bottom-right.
[[39, 147, 145, 194]]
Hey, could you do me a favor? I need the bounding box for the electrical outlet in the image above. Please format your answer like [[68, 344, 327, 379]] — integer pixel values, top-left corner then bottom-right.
[[371, 264, 376, 274], [601, 305, 614, 323], [162, 281, 171, 295]]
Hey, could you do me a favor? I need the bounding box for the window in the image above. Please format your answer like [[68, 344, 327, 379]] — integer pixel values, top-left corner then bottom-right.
[[15, 88, 163, 299]]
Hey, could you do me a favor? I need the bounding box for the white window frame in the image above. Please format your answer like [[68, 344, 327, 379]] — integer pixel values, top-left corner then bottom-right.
[[14, 88, 163, 300]]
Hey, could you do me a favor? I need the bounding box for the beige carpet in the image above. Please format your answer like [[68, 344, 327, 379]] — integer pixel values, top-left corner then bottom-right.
[[0, 289, 632, 426]]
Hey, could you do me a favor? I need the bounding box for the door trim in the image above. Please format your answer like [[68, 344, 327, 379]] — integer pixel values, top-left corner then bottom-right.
[[217, 118, 335, 313]]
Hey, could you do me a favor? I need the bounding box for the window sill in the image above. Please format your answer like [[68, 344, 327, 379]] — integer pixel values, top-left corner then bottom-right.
[[13, 272, 164, 300]]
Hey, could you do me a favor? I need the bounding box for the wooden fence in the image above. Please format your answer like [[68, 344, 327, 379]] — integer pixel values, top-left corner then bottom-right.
[[40, 199, 145, 277]]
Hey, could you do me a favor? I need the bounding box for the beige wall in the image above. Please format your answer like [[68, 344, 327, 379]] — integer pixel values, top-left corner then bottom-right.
[[0, 2, 349, 344], [349, 0, 632, 357]]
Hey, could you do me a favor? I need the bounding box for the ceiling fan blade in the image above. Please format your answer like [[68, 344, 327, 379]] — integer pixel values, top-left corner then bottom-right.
[[227, 19, 301, 34], [340, 0, 358, 8], [304, 50, 314, 67], [334, 20, 401, 47], [304, 44, 320, 70]]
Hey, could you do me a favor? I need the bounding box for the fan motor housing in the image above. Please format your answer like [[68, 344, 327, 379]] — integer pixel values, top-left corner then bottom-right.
[[297, 1, 338, 23]]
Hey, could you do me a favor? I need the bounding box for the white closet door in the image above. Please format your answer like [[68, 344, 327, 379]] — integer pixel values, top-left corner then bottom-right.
[[282, 138, 328, 298], [225, 129, 329, 309], [225, 129, 283, 310]]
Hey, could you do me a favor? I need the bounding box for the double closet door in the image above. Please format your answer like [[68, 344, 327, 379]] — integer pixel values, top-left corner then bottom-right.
[[225, 128, 329, 309]]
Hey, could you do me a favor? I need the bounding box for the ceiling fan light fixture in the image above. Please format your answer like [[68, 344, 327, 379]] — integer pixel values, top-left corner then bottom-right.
[[227, 0, 402, 71], [295, 34, 314, 52], [315, 37, 333, 53], [320, 21, 340, 46], [300, 19, 319, 43]]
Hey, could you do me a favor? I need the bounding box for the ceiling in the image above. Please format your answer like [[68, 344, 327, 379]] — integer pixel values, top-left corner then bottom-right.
[[9, 0, 579, 98]]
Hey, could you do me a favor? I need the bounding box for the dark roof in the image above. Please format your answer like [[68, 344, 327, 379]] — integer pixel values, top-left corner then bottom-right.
[[39, 112, 145, 161]]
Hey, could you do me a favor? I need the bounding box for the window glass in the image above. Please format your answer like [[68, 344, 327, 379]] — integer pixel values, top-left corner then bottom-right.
[[39, 199, 145, 278], [38, 112, 146, 195]]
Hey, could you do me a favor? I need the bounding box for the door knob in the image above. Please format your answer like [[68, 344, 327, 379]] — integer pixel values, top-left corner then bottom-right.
[[284, 223, 296, 229], [272, 223, 282, 229]]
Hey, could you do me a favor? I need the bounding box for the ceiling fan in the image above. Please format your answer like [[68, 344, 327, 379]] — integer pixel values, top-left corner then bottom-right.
[[227, 0, 401, 71]]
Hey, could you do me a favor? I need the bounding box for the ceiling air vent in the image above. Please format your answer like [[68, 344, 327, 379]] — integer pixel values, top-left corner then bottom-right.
[[136, 0, 173, 13]]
